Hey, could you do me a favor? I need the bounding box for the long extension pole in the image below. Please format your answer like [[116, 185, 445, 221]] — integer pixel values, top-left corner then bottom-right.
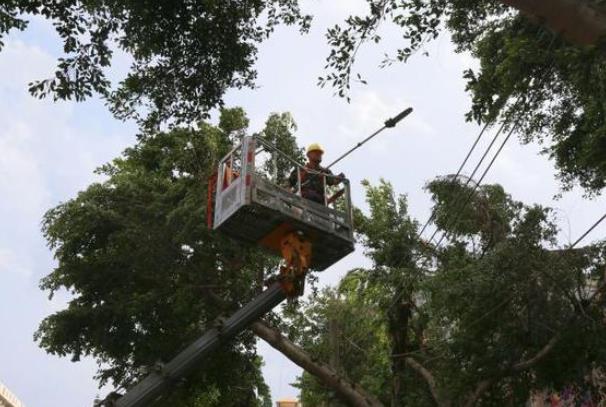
[[326, 107, 413, 169]]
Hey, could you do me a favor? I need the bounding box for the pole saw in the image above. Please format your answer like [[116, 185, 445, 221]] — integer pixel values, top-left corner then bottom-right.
[[326, 106, 414, 170]]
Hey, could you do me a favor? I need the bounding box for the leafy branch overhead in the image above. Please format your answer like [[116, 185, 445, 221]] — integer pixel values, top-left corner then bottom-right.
[[322, 0, 606, 194], [4, 1, 606, 194], [1, 1, 311, 129]]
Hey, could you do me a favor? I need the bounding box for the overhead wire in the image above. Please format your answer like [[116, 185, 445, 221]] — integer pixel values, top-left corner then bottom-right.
[[418, 210, 606, 351], [431, 30, 558, 248], [425, 113, 513, 244], [434, 113, 523, 247], [338, 28, 606, 363], [328, 27, 603, 359], [368, 203, 606, 355], [570, 212, 606, 248], [417, 121, 491, 238], [385, 112, 524, 312], [386, 27, 558, 312]]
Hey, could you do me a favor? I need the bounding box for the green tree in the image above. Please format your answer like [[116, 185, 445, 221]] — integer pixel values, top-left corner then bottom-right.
[[35, 107, 305, 405], [292, 179, 606, 406], [35, 104, 380, 406], [256, 112, 305, 185]]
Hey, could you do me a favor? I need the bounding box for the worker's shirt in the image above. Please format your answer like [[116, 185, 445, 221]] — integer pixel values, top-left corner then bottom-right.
[[289, 165, 337, 205]]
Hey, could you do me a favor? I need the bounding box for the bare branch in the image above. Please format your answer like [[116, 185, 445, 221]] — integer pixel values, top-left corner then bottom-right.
[[461, 331, 562, 405], [251, 320, 384, 407], [463, 379, 492, 407], [512, 332, 562, 372], [461, 280, 606, 405], [404, 357, 450, 407]]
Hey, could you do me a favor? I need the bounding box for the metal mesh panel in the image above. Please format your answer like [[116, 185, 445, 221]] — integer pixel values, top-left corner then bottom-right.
[[219, 184, 239, 218], [213, 136, 355, 270]]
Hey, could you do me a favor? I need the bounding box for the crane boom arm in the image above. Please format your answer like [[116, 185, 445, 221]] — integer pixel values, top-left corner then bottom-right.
[[107, 283, 286, 407]]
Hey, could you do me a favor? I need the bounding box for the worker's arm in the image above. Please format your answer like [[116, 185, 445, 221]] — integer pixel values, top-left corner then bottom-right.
[[326, 169, 345, 186], [288, 168, 299, 189]]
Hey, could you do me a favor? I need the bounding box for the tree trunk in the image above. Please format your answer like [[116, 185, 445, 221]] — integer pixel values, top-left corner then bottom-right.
[[499, 0, 606, 45], [388, 298, 412, 407], [328, 316, 341, 374], [328, 316, 341, 407], [251, 320, 384, 407]]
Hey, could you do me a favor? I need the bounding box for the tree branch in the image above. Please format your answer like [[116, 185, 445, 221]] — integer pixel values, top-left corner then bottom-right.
[[461, 332, 562, 405], [250, 320, 384, 407], [463, 379, 492, 407], [461, 280, 606, 405], [499, 0, 606, 45], [404, 357, 450, 407], [511, 332, 562, 372], [509, 280, 606, 374]]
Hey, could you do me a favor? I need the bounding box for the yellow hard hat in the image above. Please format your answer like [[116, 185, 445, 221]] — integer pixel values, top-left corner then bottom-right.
[[306, 143, 324, 154]]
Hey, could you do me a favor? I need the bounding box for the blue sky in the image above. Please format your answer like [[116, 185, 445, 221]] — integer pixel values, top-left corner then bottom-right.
[[1, 1, 605, 406]]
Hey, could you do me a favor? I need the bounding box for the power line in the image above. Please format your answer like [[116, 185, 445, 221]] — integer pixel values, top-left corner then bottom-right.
[[426, 115, 512, 244], [431, 31, 558, 247], [434, 116, 521, 247], [417, 121, 491, 238], [338, 27, 560, 338], [424, 27, 556, 246], [570, 212, 606, 249], [340, 30, 605, 366], [386, 29, 559, 312], [378, 206, 606, 354]]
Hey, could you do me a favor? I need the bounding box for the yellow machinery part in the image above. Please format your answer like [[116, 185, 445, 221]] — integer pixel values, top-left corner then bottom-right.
[[260, 223, 317, 254], [278, 231, 312, 297]]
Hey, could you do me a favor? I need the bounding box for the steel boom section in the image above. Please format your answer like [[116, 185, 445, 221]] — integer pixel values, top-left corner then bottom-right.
[[113, 282, 286, 407]]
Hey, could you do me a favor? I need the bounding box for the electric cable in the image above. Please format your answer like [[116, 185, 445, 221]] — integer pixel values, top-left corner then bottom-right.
[[431, 31, 558, 248], [434, 116, 521, 247], [417, 121, 491, 238], [388, 29, 558, 312], [426, 113, 513, 244]]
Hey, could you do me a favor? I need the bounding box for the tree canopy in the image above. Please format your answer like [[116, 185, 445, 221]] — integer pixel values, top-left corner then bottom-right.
[[35, 107, 302, 405], [322, 0, 606, 194], [290, 178, 606, 405]]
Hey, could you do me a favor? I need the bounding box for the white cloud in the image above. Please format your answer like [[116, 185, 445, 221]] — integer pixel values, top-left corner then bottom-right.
[[0, 39, 72, 221], [0, 248, 31, 277], [0, 23, 135, 407], [0, 121, 50, 219], [456, 50, 480, 72], [0, 39, 57, 87], [333, 89, 434, 162], [0, 37, 133, 221]]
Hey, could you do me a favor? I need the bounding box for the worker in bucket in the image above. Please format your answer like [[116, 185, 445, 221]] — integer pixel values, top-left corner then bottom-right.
[[289, 143, 346, 205]]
